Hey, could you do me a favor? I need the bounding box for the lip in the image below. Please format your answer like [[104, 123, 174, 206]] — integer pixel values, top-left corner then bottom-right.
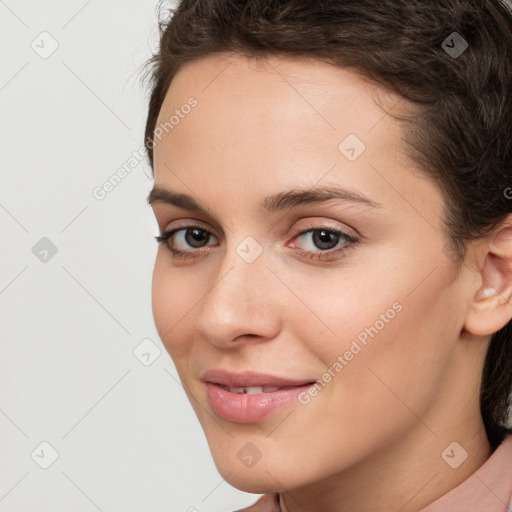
[[201, 369, 317, 423], [200, 369, 315, 388]]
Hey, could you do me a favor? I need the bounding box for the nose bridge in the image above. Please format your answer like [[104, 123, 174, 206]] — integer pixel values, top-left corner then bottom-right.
[[196, 237, 281, 344]]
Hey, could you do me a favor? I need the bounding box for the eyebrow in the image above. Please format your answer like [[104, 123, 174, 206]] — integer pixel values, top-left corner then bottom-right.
[[146, 184, 383, 213]]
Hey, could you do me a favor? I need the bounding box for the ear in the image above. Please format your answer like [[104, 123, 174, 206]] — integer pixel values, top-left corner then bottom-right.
[[464, 217, 512, 336]]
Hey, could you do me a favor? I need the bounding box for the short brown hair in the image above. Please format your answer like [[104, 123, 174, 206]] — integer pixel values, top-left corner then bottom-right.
[[142, 0, 512, 450]]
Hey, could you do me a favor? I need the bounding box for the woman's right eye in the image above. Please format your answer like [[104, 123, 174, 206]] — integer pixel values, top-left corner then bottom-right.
[[155, 227, 219, 258]]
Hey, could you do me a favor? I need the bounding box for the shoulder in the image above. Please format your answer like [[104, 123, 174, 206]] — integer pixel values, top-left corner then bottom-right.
[[233, 493, 280, 512], [421, 434, 512, 512]]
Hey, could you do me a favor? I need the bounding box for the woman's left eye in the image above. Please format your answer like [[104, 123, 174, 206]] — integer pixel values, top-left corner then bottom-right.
[[154, 225, 358, 261], [289, 227, 358, 261]]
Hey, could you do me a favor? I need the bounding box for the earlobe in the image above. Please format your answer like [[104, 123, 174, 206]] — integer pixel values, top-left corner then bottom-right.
[[463, 219, 512, 336]]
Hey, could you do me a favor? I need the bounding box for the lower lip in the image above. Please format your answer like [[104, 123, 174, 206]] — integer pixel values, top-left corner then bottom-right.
[[205, 382, 314, 423]]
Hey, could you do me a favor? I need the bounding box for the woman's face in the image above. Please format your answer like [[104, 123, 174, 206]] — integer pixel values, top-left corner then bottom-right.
[[149, 53, 480, 492]]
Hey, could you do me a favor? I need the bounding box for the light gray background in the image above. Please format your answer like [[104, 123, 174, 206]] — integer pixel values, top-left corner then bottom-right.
[[2, 2, 512, 512], [0, 1, 257, 510]]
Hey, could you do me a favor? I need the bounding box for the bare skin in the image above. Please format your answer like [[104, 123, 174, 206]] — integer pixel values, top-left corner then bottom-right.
[[148, 53, 512, 512]]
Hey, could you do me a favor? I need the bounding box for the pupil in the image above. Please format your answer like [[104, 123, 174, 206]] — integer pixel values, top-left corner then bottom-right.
[[186, 228, 209, 248], [313, 230, 339, 250]]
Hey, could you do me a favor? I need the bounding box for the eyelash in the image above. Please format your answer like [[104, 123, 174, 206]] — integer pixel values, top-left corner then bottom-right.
[[154, 224, 359, 262]]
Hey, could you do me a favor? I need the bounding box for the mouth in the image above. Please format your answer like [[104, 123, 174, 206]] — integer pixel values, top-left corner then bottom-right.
[[201, 369, 317, 423], [215, 383, 314, 394], [200, 368, 316, 388]]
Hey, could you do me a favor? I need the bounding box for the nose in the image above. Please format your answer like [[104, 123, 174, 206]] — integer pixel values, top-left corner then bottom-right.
[[196, 242, 283, 348]]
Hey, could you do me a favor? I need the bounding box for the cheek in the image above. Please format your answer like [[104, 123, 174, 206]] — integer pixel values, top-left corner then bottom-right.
[[289, 257, 459, 415], [151, 256, 197, 360]]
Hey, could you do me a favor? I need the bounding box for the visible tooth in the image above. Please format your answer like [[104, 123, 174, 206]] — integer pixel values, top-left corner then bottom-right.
[[225, 385, 281, 394], [245, 386, 263, 394]]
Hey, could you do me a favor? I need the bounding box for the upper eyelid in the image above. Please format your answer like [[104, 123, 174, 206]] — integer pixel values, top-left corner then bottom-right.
[[293, 219, 358, 238], [162, 223, 352, 237], [160, 216, 357, 236]]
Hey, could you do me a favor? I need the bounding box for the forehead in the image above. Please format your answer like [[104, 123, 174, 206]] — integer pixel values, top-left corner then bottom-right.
[[152, 53, 443, 228], [155, 53, 409, 169], [155, 52, 406, 138]]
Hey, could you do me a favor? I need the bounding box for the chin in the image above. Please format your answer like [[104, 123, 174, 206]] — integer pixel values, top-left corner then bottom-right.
[[223, 471, 283, 494], [209, 453, 278, 492]]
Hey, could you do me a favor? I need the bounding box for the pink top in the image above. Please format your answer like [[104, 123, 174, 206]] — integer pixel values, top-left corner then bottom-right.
[[236, 434, 512, 512]]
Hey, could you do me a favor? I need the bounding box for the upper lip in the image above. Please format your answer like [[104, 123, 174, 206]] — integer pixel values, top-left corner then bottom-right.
[[201, 369, 315, 387]]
